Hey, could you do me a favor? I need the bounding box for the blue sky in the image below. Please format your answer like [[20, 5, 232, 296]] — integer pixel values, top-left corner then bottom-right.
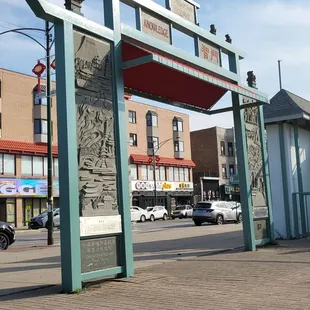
[[0, 0, 309, 130]]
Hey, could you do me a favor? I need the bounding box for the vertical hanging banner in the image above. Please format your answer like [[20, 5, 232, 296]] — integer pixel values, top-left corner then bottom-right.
[[244, 105, 269, 240], [74, 31, 121, 273], [141, 10, 171, 44], [170, 0, 196, 23]]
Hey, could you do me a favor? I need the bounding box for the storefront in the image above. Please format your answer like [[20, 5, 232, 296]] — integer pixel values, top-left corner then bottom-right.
[[0, 178, 59, 227], [131, 180, 193, 215]]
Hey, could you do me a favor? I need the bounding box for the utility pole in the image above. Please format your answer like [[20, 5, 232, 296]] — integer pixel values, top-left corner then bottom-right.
[[46, 20, 54, 246], [278, 60, 283, 90], [152, 144, 157, 206]]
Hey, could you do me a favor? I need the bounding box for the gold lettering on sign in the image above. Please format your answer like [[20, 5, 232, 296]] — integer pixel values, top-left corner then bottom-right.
[[199, 39, 220, 66], [141, 10, 171, 44], [170, 0, 196, 23]]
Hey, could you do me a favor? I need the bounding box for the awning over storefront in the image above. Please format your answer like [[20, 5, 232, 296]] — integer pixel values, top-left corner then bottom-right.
[[0, 140, 58, 155], [130, 154, 195, 168], [122, 41, 268, 112]]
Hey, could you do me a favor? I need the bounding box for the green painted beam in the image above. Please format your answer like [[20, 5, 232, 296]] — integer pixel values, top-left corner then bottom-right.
[[26, 0, 114, 41], [123, 54, 153, 69], [258, 106, 275, 241], [81, 267, 123, 282], [293, 123, 306, 236], [54, 19, 81, 293], [292, 193, 300, 238], [278, 122, 291, 238], [104, 0, 134, 278], [232, 93, 256, 251]]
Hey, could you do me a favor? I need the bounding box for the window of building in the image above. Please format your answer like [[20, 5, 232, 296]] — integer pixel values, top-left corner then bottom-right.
[[34, 91, 47, 105], [159, 166, 166, 181], [21, 155, 59, 176], [168, 167, 174, 181], [34, 119, 48, 135], [184, 168, 189, 182], [229, 164, 235, 176], [128, 110, 136, 124], [130, 164, 138, 180], [174, 167, 179, 182], [0, 154, 15, 175], [147, 136, 159, 152], [174, 141, 184, 152], [220, 141, 226, 155], [179, 168, 184, 181], [222, 164, 227, 179], [173, 118, 183, 132], [147, 165, 154, 181], [146, 111, 158, 127], [155, 167, 160, 180], [129, 133, 137, 146], [141, 165, 147, 181], [228, 142, 234, 157]]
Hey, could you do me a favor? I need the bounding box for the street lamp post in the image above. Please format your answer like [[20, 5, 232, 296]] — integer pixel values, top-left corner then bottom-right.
[[0, 26, 55, 245]]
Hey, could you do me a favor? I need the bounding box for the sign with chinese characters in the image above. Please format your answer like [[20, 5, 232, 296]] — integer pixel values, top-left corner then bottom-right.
[[80, 215, 122, 237], [141, 10, 171, 44], [81, 236, 119, 273], [170, 0, 196, 23], [131, 181, 193, 192], [0, 178, 59, 197], [198, 39, 220, 66]]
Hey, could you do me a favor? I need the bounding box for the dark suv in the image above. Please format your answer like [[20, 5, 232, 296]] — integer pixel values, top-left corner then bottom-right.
[[0, 221, 15, 250]]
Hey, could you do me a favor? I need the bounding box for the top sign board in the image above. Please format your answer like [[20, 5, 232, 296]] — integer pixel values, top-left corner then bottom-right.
[[141, 10, 171, 44], [199, 39, 220, 66], [170, 0, 196, 24]]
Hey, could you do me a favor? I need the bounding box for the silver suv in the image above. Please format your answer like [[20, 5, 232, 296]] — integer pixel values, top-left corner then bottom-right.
[[192, 201, 242, 226]]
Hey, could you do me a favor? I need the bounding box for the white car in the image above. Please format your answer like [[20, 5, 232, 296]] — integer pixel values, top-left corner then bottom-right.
[[130, 207, 150, 222], [171, 205, 193, 219], [146, 206, 168, 221]]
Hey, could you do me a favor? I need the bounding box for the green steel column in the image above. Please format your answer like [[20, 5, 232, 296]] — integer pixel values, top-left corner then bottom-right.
[[293, 123, 306, 236], [232, 92, 256, 251], [278, 123, 291, 238], [104, 0, 134, 277], [258, 106, 275, 241], [54, 20, 81, 292]]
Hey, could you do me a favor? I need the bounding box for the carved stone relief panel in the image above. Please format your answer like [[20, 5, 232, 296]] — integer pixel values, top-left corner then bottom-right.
[[244, 106, 267, 218], [74, 31, 119, 217]]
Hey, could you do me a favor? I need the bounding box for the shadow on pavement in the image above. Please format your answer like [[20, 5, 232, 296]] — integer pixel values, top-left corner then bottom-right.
[[133, 230, 243, 254], [0, 285, 61, 301]]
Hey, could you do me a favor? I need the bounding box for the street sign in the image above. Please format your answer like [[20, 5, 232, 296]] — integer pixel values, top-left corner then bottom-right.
[[35, 89, 56, 99], [230, 174, 239, 185]]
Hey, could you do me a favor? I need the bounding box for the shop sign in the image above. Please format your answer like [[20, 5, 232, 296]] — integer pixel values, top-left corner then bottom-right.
[[141, 10, 171, 44], [0, 179, 59, 197], [198, 39, 220, 66], [131, 181, 193, 192], [170, 0, 196, 23]]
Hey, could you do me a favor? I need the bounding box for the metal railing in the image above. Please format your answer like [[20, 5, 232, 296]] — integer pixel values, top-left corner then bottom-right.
[[292, 192, 310, 238]]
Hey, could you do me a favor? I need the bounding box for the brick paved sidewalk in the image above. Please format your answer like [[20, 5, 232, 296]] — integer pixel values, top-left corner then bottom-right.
[[2, 239, 310, 310]]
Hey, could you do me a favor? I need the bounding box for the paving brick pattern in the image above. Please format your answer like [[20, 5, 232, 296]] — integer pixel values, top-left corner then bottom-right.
[[2, 239, 310, 309]]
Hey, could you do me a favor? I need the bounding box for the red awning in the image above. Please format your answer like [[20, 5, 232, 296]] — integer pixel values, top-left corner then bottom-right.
[[130, 154, 195, 168], [0, 140, 58, 156], [122, 41, 262, 111]]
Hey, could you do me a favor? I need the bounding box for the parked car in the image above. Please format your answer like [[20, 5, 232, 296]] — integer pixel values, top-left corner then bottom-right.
[[192, 201, 242, 226], [171, 205, 193, 219], [130, 206, 150, 222], [0, 221, 15, 250], [146, 206, 168, 221], [28, 208, 60, 229]]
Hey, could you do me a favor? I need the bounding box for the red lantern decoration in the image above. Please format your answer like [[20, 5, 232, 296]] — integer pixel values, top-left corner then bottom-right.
[[32, 60, 46, 93], [50, 59, 56, 70]]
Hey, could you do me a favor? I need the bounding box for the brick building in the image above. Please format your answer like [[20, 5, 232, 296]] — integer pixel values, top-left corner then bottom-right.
[[190, 126, 238, 202], [0, 68, 194, 227], [127, 99, 195, 214]]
